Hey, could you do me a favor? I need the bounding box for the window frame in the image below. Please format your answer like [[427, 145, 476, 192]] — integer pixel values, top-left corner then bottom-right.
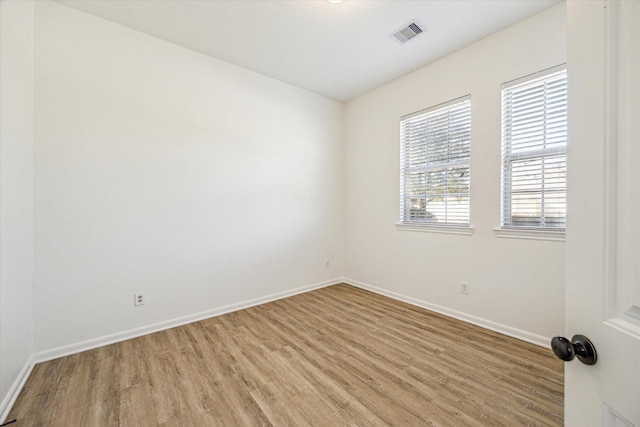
[[397, 95, 472, 234], [499, 65, 567, 238]]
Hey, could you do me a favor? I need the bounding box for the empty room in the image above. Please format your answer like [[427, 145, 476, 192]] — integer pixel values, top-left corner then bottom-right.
[[1, 0, 639, 425]]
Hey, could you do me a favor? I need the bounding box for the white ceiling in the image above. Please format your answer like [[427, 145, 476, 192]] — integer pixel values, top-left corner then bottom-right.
[[56, 0, 562, 102]]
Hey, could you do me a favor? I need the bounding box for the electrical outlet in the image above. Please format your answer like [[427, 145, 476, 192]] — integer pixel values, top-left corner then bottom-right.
[[134, 292, 145, 307], [460, 282, 470, 295], [324, 259, 331, 268]]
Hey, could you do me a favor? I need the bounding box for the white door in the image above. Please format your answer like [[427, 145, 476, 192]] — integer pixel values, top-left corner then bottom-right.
[[565, 0, 640, 425]]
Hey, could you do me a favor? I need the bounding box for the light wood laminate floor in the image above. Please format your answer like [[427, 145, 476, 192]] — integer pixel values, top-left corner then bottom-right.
[[7, 284, 563, 426]]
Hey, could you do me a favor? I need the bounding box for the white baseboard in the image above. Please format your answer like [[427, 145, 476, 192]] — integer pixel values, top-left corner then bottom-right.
[[0, 354, 35, 424], [342, 277, 551, 348], [35, 278, 341, 363]]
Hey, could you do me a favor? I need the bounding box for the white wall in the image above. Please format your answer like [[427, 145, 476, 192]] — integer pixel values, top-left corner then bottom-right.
[[344, 4, 566, 343], [17, 0, 565, 361], [0, 0, 35, 418], [33, 1, 344, 354]]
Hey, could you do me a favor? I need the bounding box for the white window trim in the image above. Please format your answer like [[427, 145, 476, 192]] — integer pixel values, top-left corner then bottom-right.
[[396, 222, 474, 236], [493, 227, 565, 242]]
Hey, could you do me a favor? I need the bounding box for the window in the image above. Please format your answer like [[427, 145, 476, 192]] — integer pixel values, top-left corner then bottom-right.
[[399, 96, 471, 228], [501, 66, 567, 230]]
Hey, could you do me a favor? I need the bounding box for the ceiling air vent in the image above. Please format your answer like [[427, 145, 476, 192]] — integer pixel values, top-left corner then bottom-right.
[[391, 20, 425, 44]]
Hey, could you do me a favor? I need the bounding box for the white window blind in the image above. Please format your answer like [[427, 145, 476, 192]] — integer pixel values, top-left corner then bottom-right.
[[501, 66, 567, 230], [400, 96, 471, 226]]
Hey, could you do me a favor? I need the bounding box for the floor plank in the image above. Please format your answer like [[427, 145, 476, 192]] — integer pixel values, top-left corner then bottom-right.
[[7, 284, 563, 426]]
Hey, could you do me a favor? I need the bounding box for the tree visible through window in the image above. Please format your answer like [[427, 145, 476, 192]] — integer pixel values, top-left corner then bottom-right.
[[400, 96, 471, 226], [501, 66, 567, 230]]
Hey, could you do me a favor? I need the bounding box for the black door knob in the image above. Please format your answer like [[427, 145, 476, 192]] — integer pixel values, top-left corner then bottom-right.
[[550, 334, 597, 365]]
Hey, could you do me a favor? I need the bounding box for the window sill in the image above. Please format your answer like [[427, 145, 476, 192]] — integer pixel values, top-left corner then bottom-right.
[[494, 227, 565, 242], [396, 223, 474, 236]]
